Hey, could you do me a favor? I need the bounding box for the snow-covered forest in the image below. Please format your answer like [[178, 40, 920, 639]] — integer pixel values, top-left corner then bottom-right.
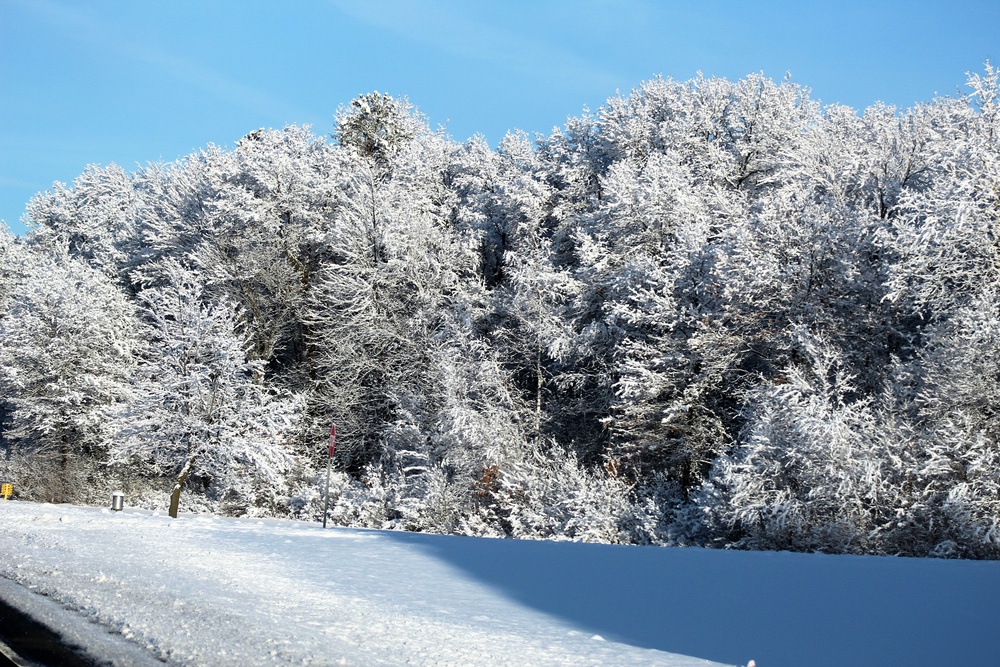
[[2, 66, 999, 559]]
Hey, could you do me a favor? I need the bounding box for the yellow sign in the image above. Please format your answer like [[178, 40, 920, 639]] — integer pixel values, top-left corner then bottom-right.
[[1, 483, 11, 500]]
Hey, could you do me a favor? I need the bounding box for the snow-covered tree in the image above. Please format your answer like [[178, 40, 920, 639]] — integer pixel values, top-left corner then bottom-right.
[[897, 290, 1000, 558], [25, 163, 140, 278], [0, 226, 32, 319], [5, 67, 1000, 556], [885, 68, 999, 324], [695, 331, 897, 553], [334, 92, 424, 167], [0, 254, 138, 501], [110, 262, 300, 517], [484, 444, 638, 544], [189, 125, 339, 368]]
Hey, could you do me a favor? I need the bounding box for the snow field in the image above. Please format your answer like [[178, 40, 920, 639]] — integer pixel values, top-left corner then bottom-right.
[[0, 502, 727, 667], [3, 500, 999, 666]]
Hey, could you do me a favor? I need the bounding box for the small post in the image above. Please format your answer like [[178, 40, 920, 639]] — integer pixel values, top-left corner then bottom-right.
[[111, 490, 125, 511], [322, 425, 336, 528]]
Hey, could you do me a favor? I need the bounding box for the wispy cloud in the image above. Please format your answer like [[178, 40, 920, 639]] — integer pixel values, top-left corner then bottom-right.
[[12, 0, 302, 123], [327, 0, 624, 93]]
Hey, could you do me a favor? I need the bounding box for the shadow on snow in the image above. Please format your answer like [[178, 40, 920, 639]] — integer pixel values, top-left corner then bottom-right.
[[377, 530, 1000, 667]]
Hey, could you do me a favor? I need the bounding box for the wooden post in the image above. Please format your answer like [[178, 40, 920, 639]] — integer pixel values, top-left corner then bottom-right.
[[322, 425, 336, 528]]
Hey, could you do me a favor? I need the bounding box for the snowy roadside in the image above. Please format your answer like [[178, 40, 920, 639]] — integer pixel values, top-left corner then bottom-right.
[[4, 500, 999, 667], [0, 575, 163, 667], [0, 501, 730, 667]]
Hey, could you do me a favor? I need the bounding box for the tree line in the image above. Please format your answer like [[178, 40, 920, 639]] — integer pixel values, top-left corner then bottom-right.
[[2, 66, 999, 558]]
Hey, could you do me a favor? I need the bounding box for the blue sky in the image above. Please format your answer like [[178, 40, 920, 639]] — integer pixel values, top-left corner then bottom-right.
[[2, 0, 997, 236]]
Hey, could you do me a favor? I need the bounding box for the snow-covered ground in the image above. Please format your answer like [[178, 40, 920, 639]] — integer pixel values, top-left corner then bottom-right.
[[1, 501, 998, 667]]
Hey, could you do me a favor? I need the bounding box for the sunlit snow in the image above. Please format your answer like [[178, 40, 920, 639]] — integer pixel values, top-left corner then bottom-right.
[[2, 501, 998, 667]]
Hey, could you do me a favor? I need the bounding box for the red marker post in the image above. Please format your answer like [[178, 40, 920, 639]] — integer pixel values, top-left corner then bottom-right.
[[322, 425, 336, 528]]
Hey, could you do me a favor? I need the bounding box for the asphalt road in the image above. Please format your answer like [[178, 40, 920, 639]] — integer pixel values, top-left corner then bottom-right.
[[0, 594, 95, 667]]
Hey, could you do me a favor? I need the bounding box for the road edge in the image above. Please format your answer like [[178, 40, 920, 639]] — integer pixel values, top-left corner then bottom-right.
[[0, 577, 164, 667]]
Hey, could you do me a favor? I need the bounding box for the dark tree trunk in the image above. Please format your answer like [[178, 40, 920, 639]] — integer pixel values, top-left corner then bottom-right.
[[168, 454, 198, 519]]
